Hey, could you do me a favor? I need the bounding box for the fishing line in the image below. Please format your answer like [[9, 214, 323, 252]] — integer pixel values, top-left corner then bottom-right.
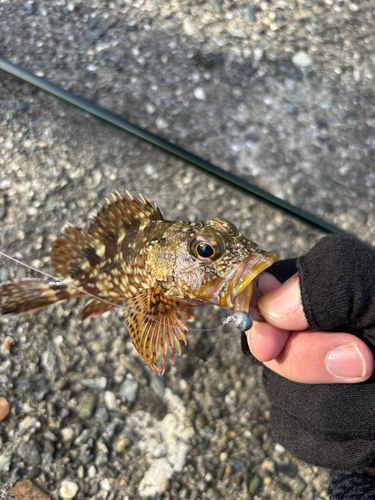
[[0, 250, 223, 332]]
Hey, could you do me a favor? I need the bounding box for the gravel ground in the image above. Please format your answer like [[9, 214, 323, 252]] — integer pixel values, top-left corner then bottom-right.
[[0, 0, 374, 498]]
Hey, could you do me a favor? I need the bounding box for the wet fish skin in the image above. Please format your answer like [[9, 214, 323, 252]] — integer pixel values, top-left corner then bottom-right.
[[0, 191, 276, 373]]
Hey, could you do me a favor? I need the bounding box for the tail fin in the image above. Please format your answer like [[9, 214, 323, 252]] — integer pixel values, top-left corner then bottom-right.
[[0, 278, 80, 316]]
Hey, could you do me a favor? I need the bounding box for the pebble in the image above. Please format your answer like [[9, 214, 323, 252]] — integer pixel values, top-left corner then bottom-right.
[[10, 479, 50, 500], [100, 478, 111, 491], [0, 452, 12, 472], [118, 378, 139, 403], [145, 103, 156, 115], [275, 443, 286, 453], [104, 390, 116, 410], [43, 431, 57, 442], [59, 480, 79, 499], [249, 475, 261, 494], [227, 27, 248, 39], [61, 427, 75, 443], [183, 19, 197, 36], [95, 452, 109, 467], [156, 117, 168, 130], [292, 51, 313, 68], [23, 1, 37, 15], [96, 407, 109, 424], [194, 87, 206, 101], [82, 377, 107, 391], [17, 441, 41, 466], [77, 392, 97, 419], [74, 428, 96, 446], [149, 375, 166, 398], [88, 465, 96, 477], [138, 458, 173, 498], [353, 69, 361, 83], [0, 397, 10, 422]]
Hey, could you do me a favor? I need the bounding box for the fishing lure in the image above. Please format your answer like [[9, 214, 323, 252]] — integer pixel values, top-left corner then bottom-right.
[[0, 192, 276, 373]]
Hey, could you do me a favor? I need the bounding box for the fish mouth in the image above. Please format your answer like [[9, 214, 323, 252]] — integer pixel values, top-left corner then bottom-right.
[[219, 251, 277, 314]]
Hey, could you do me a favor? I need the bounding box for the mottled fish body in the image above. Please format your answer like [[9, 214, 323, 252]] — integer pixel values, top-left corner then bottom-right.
[[0, 192, 276, 372]]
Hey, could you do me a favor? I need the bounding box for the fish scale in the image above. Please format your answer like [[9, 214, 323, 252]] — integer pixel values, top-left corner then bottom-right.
[[0, 192, 276, 373]]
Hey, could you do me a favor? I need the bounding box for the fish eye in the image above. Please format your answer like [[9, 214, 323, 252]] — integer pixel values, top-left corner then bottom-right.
[[196, 242, 215, 259], [189, 231, 225, 262]]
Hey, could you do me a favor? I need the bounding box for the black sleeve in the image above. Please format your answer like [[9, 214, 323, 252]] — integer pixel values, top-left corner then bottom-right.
[[245, 235, 375, 471]]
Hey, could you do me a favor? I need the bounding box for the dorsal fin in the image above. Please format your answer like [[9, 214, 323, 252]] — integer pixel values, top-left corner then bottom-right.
[[51, 225, 102, 280], [50, 192, 163, 280], [88, 191, 163, 241]]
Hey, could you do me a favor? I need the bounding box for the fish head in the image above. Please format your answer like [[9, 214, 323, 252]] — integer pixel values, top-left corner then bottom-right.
[[148, 217, 276, 315]]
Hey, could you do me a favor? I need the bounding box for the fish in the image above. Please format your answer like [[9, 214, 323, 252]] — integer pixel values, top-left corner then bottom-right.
[[0, 191, 276, 373]]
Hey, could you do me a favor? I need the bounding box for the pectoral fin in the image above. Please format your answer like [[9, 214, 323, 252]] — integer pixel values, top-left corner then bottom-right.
[[123, 289, 187, 374]]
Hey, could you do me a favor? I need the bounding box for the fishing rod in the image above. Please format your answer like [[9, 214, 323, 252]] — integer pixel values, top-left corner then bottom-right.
[[0, 57, 345, 235]]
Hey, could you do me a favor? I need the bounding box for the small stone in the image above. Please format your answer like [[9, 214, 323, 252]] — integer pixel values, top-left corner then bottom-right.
[[60, 427, 75, 443], [0, 397, 10, 422], [275, 443, 286, 453], [104, 391, 116, 410], [156, 117, 168, 130], [149, 375, 165, 398], [95, 452, 108, 467], [18, 102, 29, 112], [278, 461, 298, 478], [23, 1, 37, 15], [88, 465, 96, 478], [209, 0, 221, 13], [77, 465, 84, 479], [353, 69, 361, 83], [249, 475, 261, 494], [114, 437, 131, 453], [74, 428, 96, 446], [227, 27, 247, 39], [183, 19, 197, 36], [261, 458, 275, 473], [82, 377, 107, 391], [0, 267, 9, 282], [43, 431, 57, 442], [145, 103, 156, 115], [77, 392, 97, 419], [100, 478, 111, 491], [194, 87, 206, 100], [144, 164, 156, 176], [0, 452, 12, 472], [10, 479, 50, 500], [88, 484, 99, 496], [118, 378, 139, 403], [349, 3, 359, 11], [17, 441, 41, 466], [199, 425, 214, 439], [138, 458, 173, 498], [96, 407, 109, 424], [59, 480, 79, 499], [89, 27, 106, 39], [292, 51, 313, 68]]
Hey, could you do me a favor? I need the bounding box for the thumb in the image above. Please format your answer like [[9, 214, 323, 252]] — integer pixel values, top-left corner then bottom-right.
[[258, 273, 309, 331]]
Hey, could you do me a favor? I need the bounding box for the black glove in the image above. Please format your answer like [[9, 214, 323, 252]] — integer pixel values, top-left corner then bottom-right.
[[243, 235, 375, 470]]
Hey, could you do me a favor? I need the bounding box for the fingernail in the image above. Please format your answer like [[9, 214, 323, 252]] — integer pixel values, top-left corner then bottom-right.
[[326, 343, 366, 379], [258, 274, 301, 319]]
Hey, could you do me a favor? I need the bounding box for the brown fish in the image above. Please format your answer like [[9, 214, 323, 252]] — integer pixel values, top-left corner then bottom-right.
[[0, 192, 276, 373]]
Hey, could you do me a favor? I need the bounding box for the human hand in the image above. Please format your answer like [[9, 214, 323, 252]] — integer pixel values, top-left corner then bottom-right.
[[246, 272, 375, 384], [243, 235, 375, 471]]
